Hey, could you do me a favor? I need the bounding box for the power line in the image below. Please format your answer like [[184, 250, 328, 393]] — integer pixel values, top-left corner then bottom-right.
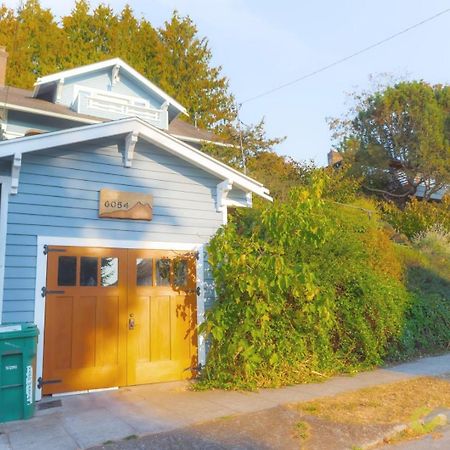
[[240, 7, 450, 105]]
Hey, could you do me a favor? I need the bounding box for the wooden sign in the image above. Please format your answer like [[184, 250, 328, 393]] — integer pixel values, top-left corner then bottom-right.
[[99, 189, 153, 220]]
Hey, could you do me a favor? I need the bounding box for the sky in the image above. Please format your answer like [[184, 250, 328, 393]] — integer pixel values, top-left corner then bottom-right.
[[3, 0, 450, 165]]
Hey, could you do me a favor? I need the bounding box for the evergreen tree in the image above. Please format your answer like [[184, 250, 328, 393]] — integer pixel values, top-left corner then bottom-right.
[[156, 12, 235, 130], [1, 0, 65, 87], [0, 0, 282, 165]]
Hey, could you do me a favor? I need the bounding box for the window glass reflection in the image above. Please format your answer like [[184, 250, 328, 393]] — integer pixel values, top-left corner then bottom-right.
[[101, 257, 118, 287], [156, 259, 170, 286], [80, 257, 98, 286], [136, 258, 153, 286], [173, 259, 188, 287]]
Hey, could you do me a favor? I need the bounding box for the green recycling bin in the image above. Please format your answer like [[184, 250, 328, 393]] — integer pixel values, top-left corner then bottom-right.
[[0, 323, 39, 422]]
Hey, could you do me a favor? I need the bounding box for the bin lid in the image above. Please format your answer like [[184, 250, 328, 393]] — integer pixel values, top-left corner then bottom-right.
[[0, 323, 39, 339]]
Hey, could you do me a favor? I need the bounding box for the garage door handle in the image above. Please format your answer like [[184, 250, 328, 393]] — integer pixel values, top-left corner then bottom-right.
[[129, 315, 135, 330]]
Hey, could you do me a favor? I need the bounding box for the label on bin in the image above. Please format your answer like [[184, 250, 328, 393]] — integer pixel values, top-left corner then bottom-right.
[[0, 325, 21, 333], [26, 365, 33, 405]]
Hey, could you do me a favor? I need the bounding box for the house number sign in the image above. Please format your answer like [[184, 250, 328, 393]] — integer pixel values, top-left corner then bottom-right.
[[99, 189, 153, 220]]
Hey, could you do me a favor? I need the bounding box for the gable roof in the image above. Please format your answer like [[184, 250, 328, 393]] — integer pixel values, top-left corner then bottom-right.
[[0, 86, 227, 145], [33, 58, 188, 116], [0, 116, 271, 201]]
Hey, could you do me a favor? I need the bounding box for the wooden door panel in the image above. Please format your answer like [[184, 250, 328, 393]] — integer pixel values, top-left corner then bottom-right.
[[43, 246, 198, 394], [43, 247, 127, 394], [127, 250, 198, 385]]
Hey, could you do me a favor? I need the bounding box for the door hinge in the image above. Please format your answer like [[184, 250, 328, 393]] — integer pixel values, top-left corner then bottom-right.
[[195, 251, 200, 260], [37, 377, 62, 389], [43, 245, 67, 255], [41, 287, 66, 297], [196, 286, 201, 296]]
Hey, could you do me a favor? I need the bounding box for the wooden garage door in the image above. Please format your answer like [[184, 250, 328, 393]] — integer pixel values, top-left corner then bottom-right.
[[42, 247, 197, 395], [127, 250, 198, 385]]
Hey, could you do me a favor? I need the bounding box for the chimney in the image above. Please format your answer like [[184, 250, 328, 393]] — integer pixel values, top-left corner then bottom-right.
[[0, 47, 8, 87], [327, 149, 344, 168]]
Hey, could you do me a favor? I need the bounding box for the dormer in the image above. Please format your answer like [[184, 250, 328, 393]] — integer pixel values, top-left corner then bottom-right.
[[32, 58, 187, 130]]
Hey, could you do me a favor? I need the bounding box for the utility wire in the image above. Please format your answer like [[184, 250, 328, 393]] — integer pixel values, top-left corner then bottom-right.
[[240, 7, 450, 105]]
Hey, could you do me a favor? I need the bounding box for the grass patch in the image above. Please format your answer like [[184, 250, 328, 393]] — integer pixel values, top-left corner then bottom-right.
[[123, 434, 138, 440], [295, 420, 311, 440], [297, 377, 450, 425], [387, 412, 447, 444]]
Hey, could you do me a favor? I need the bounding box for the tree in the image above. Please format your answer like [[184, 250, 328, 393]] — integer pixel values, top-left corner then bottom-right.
[[331, 81, 450, 201], [0, 1, 282, 162], [0, 0, 66, 88], [156, 12, 235, 130]]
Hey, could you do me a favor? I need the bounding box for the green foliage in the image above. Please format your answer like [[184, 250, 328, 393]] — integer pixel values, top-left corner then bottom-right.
[[379, 196, 450, 239], [390, 231, 450, 359], [332, 81, 450, 201], [0, 1, 282, 160], [200, 177, 409, 388]]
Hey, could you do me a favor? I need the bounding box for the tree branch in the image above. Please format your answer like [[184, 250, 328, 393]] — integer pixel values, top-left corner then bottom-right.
[[362, 185, 414, 198]]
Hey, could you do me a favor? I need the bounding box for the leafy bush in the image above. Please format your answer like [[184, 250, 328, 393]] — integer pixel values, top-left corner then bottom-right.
[[200, 179, 410, 389], [379, 196, 450, 239], [390, 230, 450, 358]]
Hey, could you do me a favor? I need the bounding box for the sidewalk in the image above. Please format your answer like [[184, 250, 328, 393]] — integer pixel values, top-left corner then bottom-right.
[[0, 353, 449, 450]]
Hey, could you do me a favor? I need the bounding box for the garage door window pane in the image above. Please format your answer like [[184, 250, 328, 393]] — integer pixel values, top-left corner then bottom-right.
[[58, 256, 77, 286], [156, 259, 170, 286], [136, 258, 153, 286], [101, 257, 118, 287], [174, 259, 188, 288], [80, 257, 98, 286]]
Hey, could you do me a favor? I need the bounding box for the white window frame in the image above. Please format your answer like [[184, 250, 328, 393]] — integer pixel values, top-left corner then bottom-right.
[[34, 236, 206, 401]]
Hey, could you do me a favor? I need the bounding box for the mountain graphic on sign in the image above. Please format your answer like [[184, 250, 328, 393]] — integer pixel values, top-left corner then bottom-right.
[[102, 201, 153, 220]]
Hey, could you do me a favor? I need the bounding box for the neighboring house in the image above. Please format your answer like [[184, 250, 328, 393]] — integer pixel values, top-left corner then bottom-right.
[[0, 48, 271, 400], [326, 150, 447, 201]]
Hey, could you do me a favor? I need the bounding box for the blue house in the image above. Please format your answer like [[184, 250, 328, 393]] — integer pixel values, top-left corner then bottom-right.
[[0, 49, 271, 399]]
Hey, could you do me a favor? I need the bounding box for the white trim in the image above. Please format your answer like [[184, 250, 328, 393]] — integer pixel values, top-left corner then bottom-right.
[[124, 131, 138, 168], [0, 176, 11, 324], [73, 84, 151, 109], [33, 235, 206, 401], [217, 179, 232, 224], [216, 179, 233, 212], [55, 79, 64, 103], [10, 153, 21, 194], [196, 244, 206, 367], [34, 58, 188, 116], [0, 117, 272, 201]]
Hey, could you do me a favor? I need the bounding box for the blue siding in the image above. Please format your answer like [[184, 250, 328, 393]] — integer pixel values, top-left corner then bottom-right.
[[1, 138, 237, 323], [5, 110, 90, 137], [60, 70, 162, 110]]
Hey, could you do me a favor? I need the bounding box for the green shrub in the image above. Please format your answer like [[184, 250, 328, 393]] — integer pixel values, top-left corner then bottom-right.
[[390, 230, 450, 358], [379, 196, 450, 239], [200, 179, 410, 389]]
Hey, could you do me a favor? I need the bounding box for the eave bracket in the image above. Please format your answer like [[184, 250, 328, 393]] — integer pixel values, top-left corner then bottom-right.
[[11, 152, 22, 194], [124, 132, 138, 168], [216, 179, 233, 212]]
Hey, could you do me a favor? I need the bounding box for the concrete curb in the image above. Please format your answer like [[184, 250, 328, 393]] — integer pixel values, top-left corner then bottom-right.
[[361, 411, 449, 449]]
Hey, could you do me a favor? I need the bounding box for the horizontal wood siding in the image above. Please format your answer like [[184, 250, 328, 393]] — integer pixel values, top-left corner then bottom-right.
[[5, 110, 87, 137], [62, 70, 162, 111], [2, 139, 227, 323]]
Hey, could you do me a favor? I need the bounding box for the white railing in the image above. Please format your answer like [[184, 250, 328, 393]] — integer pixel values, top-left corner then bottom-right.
[[75, 87, 168, 129]]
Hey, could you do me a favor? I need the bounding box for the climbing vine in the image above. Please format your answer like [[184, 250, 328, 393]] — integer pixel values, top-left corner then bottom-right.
[[199, 179, 410, 389]]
